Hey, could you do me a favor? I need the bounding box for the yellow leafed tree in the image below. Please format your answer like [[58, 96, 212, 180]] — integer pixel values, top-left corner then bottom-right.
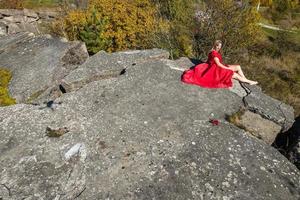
[[52, 0, 165, 54]]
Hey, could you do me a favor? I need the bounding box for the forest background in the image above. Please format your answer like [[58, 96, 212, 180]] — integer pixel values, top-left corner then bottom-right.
[[0, 0, 299, 116]]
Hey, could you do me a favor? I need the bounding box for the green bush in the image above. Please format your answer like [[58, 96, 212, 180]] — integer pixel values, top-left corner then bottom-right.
[[78, 8, 111, 55]]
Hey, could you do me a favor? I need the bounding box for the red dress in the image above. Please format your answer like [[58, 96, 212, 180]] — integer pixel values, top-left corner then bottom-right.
[[181, 50, 234, 88]]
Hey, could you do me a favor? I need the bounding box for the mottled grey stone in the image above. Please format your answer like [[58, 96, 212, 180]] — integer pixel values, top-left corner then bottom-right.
[[0, 9, 23, 16], [0, 8, 57, 36], [239, 110, 282, 144], [7, 23, 22, 34], [61, 48, 169, 93], [0, 32, 88, 103], [0, 21, 7, 36], [0, 49, 299, 199], [3, 15, 25, 23], [23, 8, 39, 18], [244, 84, 294, 132], [35, 8, 59, 19]]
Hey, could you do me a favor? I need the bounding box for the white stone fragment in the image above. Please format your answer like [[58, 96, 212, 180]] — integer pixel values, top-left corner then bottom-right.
[[64, 143, 87, 162]]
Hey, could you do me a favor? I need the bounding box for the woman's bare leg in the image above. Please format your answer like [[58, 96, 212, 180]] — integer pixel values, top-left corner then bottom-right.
[[228, 64, 246, 78], [232, 72, 258, 85]]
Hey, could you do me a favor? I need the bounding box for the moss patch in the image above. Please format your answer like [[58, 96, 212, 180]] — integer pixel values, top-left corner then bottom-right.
[[0, 68, 16, 106]]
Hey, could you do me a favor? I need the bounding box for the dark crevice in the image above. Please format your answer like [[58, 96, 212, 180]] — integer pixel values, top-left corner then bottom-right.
[[74, 187, 86, 199], [59, 84, 67, 93], [1, 183, 12, 196], [38, 100, 62, 111], [272, 116, 300, 170], [120, 68, 126, 75], [238, 81, 299, 170], [61, 71, 122, 93], [239, 81, 252, 108], [239, 82, 287, 127]]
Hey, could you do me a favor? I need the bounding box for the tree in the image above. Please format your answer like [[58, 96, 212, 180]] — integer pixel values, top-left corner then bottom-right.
[[193, 0, 262, 61], [78, 8, 111, 54], [150, 0, 198, 58]]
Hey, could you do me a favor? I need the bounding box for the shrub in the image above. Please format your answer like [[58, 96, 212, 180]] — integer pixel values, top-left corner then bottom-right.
[[150, 0, 198, 59], [51, 0, 162, 54]]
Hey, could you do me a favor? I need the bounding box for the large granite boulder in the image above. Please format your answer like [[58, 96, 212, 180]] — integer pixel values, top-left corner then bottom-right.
[[0, 34, 299, 199], [0, 32, 89, 103]]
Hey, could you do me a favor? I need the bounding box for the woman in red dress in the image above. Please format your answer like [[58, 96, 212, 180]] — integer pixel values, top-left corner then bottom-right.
[[181, 40, 258, 88]]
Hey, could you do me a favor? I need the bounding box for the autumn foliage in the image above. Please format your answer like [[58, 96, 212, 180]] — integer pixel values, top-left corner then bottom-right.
[[51, 0, 168, 54]]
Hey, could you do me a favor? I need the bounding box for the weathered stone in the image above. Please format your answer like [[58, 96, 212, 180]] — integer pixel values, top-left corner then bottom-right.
[[0, 9, 23, 16], [3, 15, 25, 23], [61, 48, 169, 93], [61, 41, 89, 67], [24, 16, 39, 23], [23, 8, 39, 18], [0, 31, 299, 199], [0, 21, 7, 36], [7, 23, 22, 34], [174, 56, 199, 70], [0, 44, 299, 199], [36, 8, 59, 19], [0, 32, 88, 103], [163, 57, 192, 71], [18, 21, 40, 33], [239, 110, 282, 144], [0, 8, 58, 35], [244, 84, 294, 132]]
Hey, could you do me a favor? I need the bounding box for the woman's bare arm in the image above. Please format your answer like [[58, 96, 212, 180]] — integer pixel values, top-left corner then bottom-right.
[[214, 57, 233, 70]]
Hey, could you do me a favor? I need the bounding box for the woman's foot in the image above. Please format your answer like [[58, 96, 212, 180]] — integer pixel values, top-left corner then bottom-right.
[[248, 80, 258, 85]]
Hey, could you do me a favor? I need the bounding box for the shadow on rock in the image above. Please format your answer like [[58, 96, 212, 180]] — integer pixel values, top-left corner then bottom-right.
[[272, 115, 300, 170], [188, 58, 205, 70]]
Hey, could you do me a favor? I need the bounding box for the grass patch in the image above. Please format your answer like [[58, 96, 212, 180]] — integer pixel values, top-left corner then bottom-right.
[[26, 87, 48, 103], [46, 126, 69, 137], [225, 108, 247, 131], [243, 50, 300, 116], [0, 68, 16, 106]]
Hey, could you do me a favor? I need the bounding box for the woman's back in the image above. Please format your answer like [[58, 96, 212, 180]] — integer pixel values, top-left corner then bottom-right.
[[207, 50, 222, 65]]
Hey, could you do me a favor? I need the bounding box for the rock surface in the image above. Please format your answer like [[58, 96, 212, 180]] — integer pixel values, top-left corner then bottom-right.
[[0, 32, 88, 103], [0, 8, 60, 35], [238, 110, 282, 144], [0, 34, 299, 199]]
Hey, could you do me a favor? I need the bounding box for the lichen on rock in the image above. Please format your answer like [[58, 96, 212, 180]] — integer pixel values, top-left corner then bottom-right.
[[0, 68, 16, 106]]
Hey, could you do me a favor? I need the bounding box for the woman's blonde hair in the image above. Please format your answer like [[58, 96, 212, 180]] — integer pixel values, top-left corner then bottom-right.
[[212, 40, 222, 50]]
